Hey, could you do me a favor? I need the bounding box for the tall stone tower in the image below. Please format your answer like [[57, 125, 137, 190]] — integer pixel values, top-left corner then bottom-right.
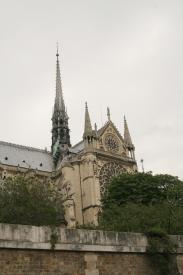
[[51, 49, 71, 166]]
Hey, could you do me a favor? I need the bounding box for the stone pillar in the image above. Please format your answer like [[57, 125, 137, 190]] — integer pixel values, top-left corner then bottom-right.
[[81, 154, 100, 225], [84, 253, 99, 275]]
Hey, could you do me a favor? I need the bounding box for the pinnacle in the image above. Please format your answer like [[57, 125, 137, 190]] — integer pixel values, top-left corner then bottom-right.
[[83, 102, 93, 137], [124, 116, 133, 147], [107, 107, 111, 121]]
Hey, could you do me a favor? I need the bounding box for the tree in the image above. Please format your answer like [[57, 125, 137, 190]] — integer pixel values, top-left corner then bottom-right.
[[98, 172, 183, 275], [102, 172, 183, 206], [100, 172, 183, 234], [0, 174, 65, 226]]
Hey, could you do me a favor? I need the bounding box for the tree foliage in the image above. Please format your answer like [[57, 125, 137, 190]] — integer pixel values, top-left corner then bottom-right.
[[0, 175, 65, 226], [102, 172, 183, 206], [100, 172, 183, 234], [146, 229, 179, 275], [98, 172, 183, 274]]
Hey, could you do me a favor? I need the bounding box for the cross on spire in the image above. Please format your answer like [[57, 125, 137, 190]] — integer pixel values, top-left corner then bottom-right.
[[56, 42, 59, 58]]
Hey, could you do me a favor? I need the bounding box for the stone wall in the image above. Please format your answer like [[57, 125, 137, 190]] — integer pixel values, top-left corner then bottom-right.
[[0, 223, 183, 274]]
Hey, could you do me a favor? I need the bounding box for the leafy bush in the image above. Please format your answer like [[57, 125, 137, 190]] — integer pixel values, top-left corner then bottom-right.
[[0, 175, 65, 226], [102, 172, 183, 207], [98, 172, 183, 274], [146, 228, 179, 275], [100, 172, 183, 234], [99, 202, 183, 234]]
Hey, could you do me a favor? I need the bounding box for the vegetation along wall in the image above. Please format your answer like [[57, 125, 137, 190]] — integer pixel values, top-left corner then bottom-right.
[[0, 224, 183, 275]]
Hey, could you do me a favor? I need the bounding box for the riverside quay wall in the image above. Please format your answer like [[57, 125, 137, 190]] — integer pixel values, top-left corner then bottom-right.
[[0, 224, 183, 274]]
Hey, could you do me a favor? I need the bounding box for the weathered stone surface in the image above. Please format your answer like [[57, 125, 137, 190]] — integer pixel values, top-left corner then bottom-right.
[[0, 223, 182, 275], [0, 250, 85, 275], [85, 253, 99, 275], [0, 223, 149, 252], [0, 250, 162, 275]]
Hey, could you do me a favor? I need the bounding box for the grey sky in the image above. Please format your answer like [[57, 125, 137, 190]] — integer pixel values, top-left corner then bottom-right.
[[0, 0, 183, 178]]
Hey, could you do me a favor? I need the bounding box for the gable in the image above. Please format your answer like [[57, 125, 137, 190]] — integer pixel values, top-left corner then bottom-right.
[[98, 121, 123, 141], [98, 121, 126, 156]]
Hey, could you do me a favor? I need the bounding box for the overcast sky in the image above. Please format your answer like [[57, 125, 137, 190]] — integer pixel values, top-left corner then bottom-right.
[[0, 0, 183, 178]]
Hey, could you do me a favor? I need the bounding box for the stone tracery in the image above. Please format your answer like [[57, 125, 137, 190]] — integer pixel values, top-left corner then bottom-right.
[[99, 162, 125, 195]]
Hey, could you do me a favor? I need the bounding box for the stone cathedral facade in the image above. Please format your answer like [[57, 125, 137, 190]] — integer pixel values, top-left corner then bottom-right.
[[0, 51, 137, 226]]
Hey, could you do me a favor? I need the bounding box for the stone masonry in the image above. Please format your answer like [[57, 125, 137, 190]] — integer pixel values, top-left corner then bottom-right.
[[0, 224, 183, 275]]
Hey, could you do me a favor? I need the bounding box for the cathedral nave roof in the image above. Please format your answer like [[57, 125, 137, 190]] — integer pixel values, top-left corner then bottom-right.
[[0, 141, 53, 172]]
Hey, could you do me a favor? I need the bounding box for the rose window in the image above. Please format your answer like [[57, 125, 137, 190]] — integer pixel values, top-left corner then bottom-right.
[[99, 162, 125, 195]]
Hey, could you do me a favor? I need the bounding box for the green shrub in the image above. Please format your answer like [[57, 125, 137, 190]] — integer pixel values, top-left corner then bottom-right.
[[146, 228, 178, 275], [0, 175, 65, 226]]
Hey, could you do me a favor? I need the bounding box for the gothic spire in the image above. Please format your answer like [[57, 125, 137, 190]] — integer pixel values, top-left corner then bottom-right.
[[124, 116, 133, 148], [83, 102, 93, 138], [51, 47, 71, 165], [54, 47, 65, 114]]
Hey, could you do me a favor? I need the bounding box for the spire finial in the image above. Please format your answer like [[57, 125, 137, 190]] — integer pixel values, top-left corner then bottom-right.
[[56, 42, 59, 58], [107, 107, 110, 121]]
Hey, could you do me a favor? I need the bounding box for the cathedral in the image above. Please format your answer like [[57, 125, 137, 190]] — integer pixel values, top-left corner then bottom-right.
[[0, 50, 137, 226]]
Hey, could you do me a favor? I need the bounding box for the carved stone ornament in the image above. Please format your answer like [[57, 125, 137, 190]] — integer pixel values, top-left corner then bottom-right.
[[104, 133, 120, 153], [99, 162, 126, 195]]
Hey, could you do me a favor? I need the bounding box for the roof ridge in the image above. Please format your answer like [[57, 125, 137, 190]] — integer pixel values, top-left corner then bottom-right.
[[97, 121, 108, 134], [72, 140, 83, 148], [97, 121, 124, 141], [0, 141, 51, 154], [110, 121, 124, 140]]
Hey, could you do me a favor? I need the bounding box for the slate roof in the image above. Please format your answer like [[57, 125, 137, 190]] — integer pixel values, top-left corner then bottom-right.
[[70, 141, 84, 154], [0, 141, 53, 172]]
